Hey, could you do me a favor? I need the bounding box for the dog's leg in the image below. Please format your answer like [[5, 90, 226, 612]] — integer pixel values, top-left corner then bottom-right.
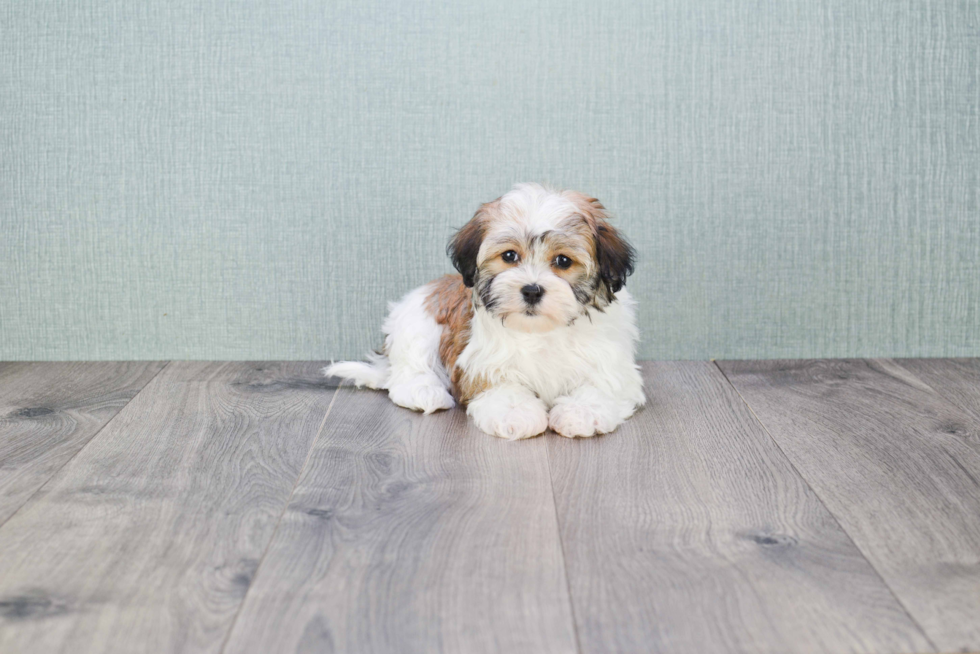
[[325, 285, 455, 414], [548, 385, 642, 438], [467, 383, 549, 440], [381, 286, 455, 414]]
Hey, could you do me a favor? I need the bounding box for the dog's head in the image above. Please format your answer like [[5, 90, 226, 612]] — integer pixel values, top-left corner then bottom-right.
[[448, 183, 635, 333]]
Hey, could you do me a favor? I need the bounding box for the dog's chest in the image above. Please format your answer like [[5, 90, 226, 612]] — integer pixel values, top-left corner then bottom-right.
[[461, 313, 603, 403]]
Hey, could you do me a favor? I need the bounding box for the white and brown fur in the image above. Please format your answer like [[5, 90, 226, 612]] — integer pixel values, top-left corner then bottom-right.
[[325, 183, 644, 440]]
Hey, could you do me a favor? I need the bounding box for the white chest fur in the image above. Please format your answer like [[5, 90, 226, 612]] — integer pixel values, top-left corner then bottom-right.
[[457, 289, 642, 406]]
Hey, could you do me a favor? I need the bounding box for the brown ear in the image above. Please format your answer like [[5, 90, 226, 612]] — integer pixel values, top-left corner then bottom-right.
[[568, 192, 636, 294], [447, 201, 493, 287], [595, 220, 635, 293]]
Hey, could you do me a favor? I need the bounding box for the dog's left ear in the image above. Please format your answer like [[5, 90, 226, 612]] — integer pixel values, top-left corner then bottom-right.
[[572, 194, 636, 294], [595, 220, 635, 294], [447, 201, 493, 287]]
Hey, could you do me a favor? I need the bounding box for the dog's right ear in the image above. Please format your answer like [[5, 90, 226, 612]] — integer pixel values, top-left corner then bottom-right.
[[447, 201, 493, 287]]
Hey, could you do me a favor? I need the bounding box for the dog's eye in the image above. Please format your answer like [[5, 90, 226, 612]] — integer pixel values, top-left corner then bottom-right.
[[553, 254, 573, 269], [501, 250, 519, 264]]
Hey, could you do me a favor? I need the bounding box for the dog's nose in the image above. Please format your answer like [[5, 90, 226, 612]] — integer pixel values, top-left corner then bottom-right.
[[521, 284, 544, 305]]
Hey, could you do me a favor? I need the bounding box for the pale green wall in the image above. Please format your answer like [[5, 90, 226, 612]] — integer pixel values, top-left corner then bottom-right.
[[2, 0, 978, 360]]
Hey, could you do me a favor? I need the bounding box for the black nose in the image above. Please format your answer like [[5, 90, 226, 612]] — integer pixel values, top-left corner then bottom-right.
[[521, 284, 544, 305]]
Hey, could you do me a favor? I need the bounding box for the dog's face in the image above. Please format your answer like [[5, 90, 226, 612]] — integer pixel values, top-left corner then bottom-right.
[[448, 183, 635, 333]]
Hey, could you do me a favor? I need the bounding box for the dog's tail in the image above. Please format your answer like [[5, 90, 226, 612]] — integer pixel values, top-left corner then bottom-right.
[[323, 351, 390, 389]]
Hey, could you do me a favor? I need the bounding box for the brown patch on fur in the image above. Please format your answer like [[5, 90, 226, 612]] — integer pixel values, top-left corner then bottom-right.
[[594, 222, 635, 293], [566, 191, 635, 295], [423, 274, 487, 403], [566, 191, 611, 230], [479, 219, 594, 282], [477, 248, 517, 281], [454, 371, 491, 405], [540, 228, 594, 276], [448, 199, 499, 287]]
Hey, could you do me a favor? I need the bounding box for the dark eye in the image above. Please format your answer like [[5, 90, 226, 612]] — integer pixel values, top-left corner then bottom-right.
[[502, 250, 519, 263], [553, 254, 573, 269]]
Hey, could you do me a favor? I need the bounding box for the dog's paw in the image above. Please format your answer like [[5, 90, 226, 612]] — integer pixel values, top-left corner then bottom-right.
[[388, 380, 455, 414], [548, 403, 617, 438], [473, 402, 548, 441]]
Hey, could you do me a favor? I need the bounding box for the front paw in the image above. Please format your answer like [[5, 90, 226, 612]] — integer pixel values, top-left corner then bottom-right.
[[549, 403, 620, 438], [474, 403, 548, 441]]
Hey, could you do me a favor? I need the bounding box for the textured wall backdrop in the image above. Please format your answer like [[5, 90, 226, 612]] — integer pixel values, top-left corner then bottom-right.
[[1, 0, 978, 360]]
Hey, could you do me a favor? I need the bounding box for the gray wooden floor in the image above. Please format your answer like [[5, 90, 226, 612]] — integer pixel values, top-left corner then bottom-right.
[[0, 360, 978, 654]]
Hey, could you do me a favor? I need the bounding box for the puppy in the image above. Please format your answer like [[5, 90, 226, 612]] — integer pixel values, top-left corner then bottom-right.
[[325, 183, 644, 440]]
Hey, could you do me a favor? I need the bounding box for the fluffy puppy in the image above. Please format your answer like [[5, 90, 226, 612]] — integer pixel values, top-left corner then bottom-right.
[[325, 183, 644, 440]]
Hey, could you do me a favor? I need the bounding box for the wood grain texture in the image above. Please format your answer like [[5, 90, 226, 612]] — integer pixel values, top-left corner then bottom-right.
[[222, 385, 578, 654], [0, 362, 336, 654], [895, 358, 980, 424], [549, 361, 932, 654], [0, 361, 166, 524], [719, 359, 980, 653]]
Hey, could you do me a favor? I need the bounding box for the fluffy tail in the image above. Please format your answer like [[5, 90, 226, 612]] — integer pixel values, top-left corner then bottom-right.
[[323, 351, 390, 389]]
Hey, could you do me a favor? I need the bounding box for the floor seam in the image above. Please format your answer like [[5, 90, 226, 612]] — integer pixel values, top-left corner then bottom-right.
[[0, 360, 172, 533], [544, 441, 584, 654], [890, 357, 980, 426], [217, 381, 343, 654], [711, 359, 940, 654]]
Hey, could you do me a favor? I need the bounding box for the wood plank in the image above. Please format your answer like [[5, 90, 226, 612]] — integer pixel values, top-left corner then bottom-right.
[[895, 358, 980, 424], [0, 362, 336, 654], [222, 385, 578, 654], [719, 358, 980, 653], [549, 361, 932, 654], [0, 361, 167, 524]]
